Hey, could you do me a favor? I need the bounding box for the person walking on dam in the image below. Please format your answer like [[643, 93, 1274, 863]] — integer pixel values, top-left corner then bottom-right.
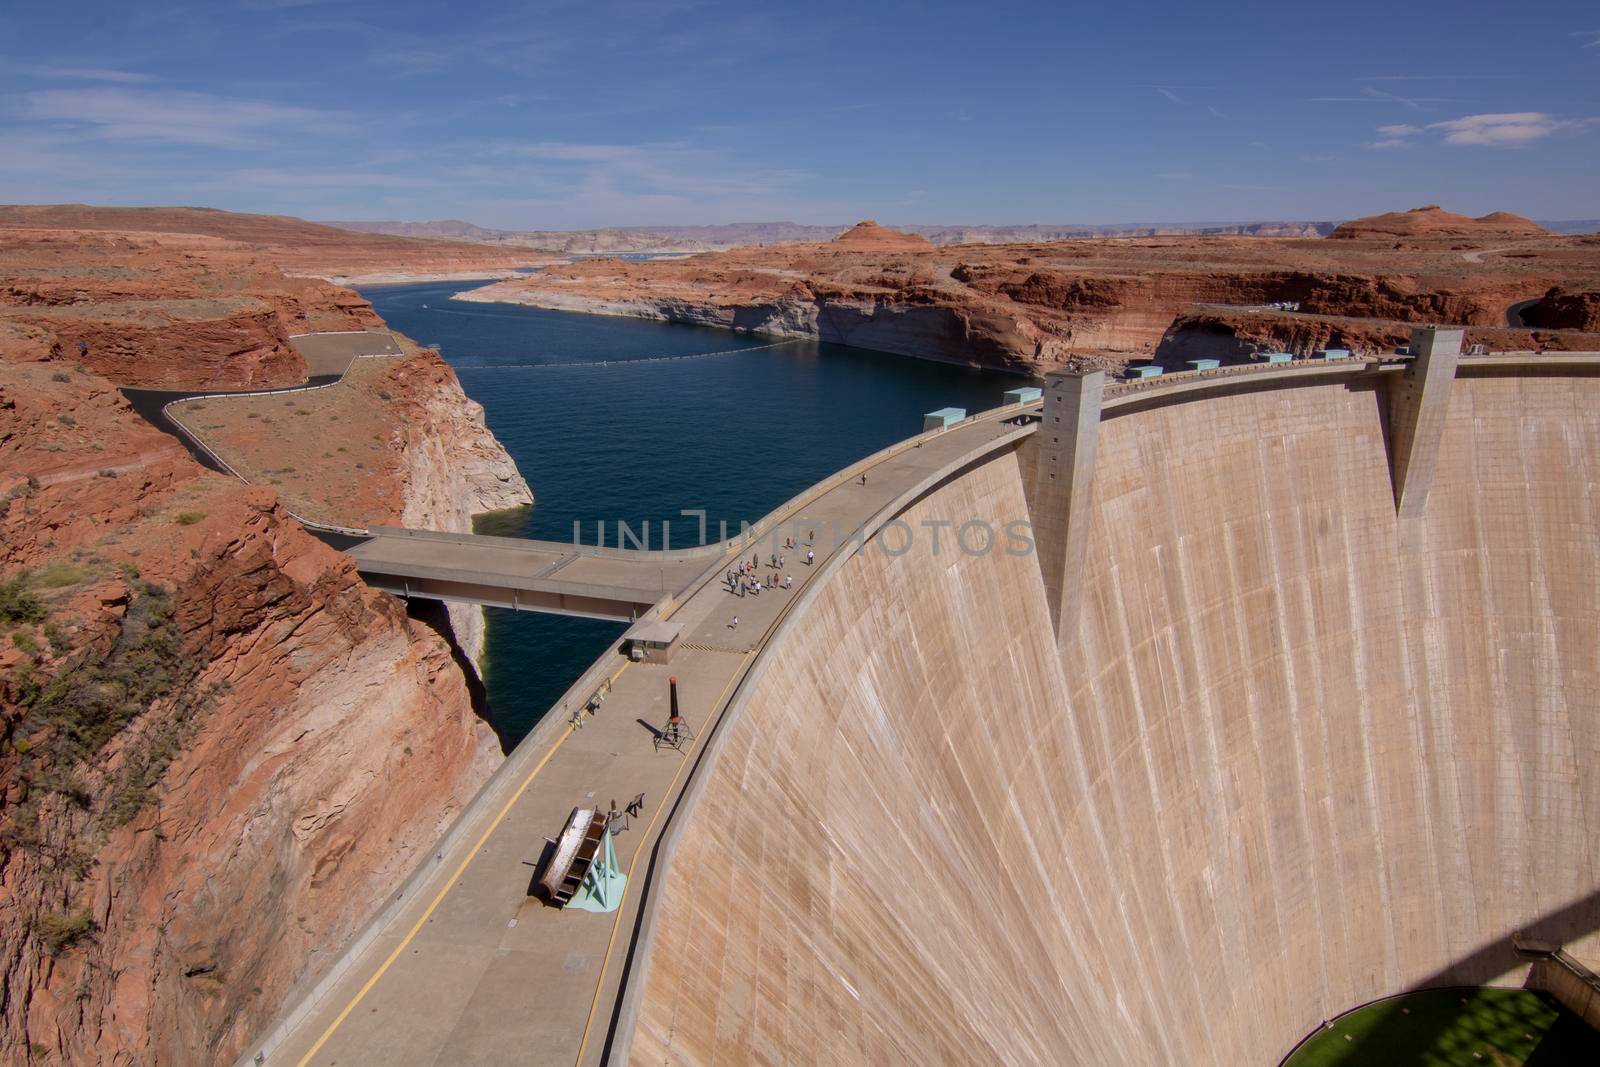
[[806, 549, 814, 566]]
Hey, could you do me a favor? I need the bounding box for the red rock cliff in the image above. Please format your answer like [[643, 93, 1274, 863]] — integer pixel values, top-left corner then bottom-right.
[[0, 218, 527, 1063]]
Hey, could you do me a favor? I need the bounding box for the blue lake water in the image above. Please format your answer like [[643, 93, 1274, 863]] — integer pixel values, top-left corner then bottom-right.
[[361, 281, 1028, 746]]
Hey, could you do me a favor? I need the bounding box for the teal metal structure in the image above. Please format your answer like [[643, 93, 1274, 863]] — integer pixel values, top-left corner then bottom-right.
[[567, 825, 626, 913]]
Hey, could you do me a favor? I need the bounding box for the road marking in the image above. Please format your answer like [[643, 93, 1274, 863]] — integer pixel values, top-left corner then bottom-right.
[[571, 656, 748, 1067], [294, 662, 630, 1067]]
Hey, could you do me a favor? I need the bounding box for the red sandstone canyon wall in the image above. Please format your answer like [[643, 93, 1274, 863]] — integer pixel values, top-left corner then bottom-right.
[[0, 214, 531, 1063]]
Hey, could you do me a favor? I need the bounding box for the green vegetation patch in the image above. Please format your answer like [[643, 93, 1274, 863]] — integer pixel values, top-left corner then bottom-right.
[[34, 908, 96, 955], [1285, 987, 1600, 1066], [3, 581, 225, 889], [0, 573, 46, 625], [35, 562, 86, 589]]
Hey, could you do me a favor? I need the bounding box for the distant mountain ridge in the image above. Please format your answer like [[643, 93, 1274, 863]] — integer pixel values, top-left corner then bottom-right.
[[321, 217, 1349, 252], [323, 214, 1599, 253]]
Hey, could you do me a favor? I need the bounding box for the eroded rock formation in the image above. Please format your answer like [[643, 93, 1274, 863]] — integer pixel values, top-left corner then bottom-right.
[[1526, 285, 1600, 332], [460, 208, 1600, 373], [0, 212, 530, 1063], [1329, 204, 1550, 240]]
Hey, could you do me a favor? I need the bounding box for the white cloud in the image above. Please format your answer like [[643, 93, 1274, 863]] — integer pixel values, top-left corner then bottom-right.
[[1428, 112, 1575, 146], [228, 168, 438, 190], [512, 142, 652, 163], [22, 66, 157, 84], [468, 139, 810, 222], [11, 88, 341, 148], [1365, 112, 1592, 149], [1155, 87, 1186, 106], [1311, 87, 1446, 108], [1367, 122, 1422, 149]]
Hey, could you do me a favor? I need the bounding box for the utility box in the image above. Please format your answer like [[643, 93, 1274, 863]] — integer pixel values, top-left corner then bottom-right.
[[1003, 386, 1043, 405], [1186, 358, 1220, 371], [623, 619, 682, 665], [923, 407, 966, 431], [1319, 348, 1351, 360], [1125, 365, 1163, 380], [1262, 351, 1294, 364]]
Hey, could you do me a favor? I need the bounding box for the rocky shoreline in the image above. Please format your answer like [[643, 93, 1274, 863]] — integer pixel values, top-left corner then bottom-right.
[[453, 283, 1062, 373], [454, 213, 1600, 375]]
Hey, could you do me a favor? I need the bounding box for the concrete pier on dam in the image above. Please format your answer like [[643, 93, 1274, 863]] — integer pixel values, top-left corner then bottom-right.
[[246, 334, 1600, 1066]]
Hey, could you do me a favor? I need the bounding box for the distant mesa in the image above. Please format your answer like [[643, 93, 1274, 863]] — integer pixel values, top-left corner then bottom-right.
[[1330, 204, 1550, 240], [829, 219, 935, 251]]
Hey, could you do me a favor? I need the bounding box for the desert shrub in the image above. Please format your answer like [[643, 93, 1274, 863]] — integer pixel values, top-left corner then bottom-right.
[[13, 629, 38, 653], [0, 575, 44, 625], [35, 563, 84, 588], [51, 371, 72, 383], [13, 583, 224, 840], [173, 511, 206, 526], [25, 584, 190, 761], [43, 622, 69, 655], [57, 414, 76, 427], [35, 909, 95, 955], [377, 390, 393, 401]]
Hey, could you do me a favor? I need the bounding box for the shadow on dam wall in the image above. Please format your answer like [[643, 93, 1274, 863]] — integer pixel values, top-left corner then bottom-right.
[[613, 364, 1600, 1065], [1276, 883, 1600, 1061]]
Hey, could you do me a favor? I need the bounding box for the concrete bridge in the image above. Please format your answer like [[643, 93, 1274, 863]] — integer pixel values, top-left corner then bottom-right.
[[344, 529, 709, 622], [241, 335, 1600, 1067]]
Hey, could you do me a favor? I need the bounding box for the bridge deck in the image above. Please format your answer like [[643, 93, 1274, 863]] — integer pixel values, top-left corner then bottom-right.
[[345, 531, 706, 621], [249, 400, 1035, 1067]]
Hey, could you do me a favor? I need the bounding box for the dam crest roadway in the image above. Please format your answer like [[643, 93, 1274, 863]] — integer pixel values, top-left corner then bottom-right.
[[224, 332, 1600, 1067]]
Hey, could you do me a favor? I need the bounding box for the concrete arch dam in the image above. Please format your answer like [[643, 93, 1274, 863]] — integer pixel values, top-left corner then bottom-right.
[[614, 341, 1600, 1064]]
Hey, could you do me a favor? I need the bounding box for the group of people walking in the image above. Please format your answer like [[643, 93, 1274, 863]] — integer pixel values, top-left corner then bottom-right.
[[725, 532, 823, 632], [727, 551, 794, 598]]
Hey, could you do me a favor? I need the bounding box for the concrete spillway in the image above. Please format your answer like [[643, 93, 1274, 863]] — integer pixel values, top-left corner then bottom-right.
[[615, 355, 1600, 1063]]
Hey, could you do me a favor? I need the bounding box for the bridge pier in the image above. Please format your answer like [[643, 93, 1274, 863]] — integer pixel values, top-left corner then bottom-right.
[[1027, 369, 1104, 636], [1388, 326, 1463, 519]]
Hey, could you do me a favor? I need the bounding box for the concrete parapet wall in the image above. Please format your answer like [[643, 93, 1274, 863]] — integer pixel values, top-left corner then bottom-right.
[[1528, 954, 1600, 1031], [624, 369, 1600, 1064]]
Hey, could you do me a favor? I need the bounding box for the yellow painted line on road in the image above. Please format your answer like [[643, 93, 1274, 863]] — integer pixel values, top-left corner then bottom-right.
[[294, 661, 631, 1067], [571, 654, 748, 1067]]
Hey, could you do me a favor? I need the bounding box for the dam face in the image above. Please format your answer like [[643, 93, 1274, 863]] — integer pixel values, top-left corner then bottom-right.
[[622, 367, 1600, 1065]]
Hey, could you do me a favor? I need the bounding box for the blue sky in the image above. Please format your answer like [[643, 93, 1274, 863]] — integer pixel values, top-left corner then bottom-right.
[[3, 0, 1597, 228]]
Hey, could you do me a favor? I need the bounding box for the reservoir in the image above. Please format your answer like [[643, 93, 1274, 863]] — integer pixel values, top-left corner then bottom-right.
[[362, 281, 1025, 744]]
